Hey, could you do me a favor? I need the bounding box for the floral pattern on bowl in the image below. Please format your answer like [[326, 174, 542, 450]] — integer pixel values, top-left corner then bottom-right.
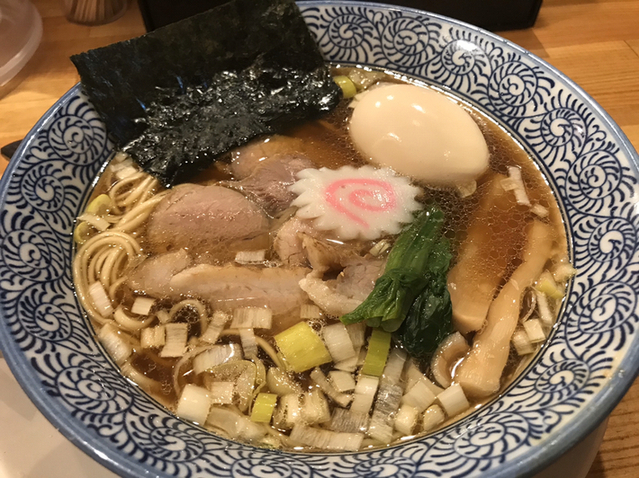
[[0, 2, 638, 477]]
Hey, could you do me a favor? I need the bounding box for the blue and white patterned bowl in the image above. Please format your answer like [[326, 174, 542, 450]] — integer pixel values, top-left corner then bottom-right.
[[1, 2, 638, 477]]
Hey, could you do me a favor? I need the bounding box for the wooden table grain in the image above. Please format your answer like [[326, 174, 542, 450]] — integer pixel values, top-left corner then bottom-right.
[[0, 1, 637, 477]]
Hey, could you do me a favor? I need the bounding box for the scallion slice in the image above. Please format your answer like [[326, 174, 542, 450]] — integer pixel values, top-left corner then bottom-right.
[[362, 329, 391, 376], [272, 394, 301, 430], [300, 389, 330, 425], [250, 393, 278, 423], [140, 325, 165, 349], [200, 310, 230, 344], [322, 322, 357, 363], [98, 323, 131, 365], [401, 379, 437, 412], [176, 384, 212, 425], [523, 318, 546, 343], [350, 374, 379, 415], [131, 297, 155, 316], [192, 344, 243, 374], [274, 322, 331, 373], [207, 381, 234, 404], [239, 327, 258, 357], [231, 307, 273, 329], [437, 383, 469, 417], [89, 281, 113, 317], [159, 323, 188, 358], [329, 370, 356, 393], [394, 404, 419, 435], [422, 404, 446, 432], [310, 368, 352, 408]]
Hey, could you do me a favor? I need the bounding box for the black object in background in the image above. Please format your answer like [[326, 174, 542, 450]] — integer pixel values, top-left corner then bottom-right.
[[138, 0, 542, 32], [1, 140, 22, 161]]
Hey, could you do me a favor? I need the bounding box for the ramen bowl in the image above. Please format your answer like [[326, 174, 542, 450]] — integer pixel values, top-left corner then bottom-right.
[[1, 2, 638, 477]]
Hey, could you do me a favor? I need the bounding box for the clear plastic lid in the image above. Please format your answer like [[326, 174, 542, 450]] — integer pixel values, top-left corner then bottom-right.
[[0, 0, 43, 87]]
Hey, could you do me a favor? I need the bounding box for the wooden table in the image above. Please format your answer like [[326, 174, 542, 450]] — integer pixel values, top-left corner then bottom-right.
[[1, 1, 638, 476]]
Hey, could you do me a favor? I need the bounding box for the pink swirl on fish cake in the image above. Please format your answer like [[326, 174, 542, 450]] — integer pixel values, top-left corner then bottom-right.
[[325, 178, 397, 228]]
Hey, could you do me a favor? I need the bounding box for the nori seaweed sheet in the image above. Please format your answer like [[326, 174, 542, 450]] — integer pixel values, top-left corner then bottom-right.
[[71, 0, 340, 187]]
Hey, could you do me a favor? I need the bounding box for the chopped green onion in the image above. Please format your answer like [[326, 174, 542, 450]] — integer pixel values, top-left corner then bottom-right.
[[176, 384, 212, 425], [507, 166, 531, 206], [310, 368, 352, 408], [206, 406, 266, 441], [192, 344, 243, 374], [333, 75, 357, 98], [531, 203, 549, 218], [350, 375, 379, 415], [235, 360, 257, 413], [159, 323, 188, 358], [404, 359, 444, 395], [369, 239, 392, 257], [131, 297, 155, 316], [272, 394, 301, 430], [300, 389, 331, 425], [86, 193, 112, 215], [535, 290, 554, 327], [88, 281, 113, 317], [250, 393, 278, 423], [394, 404, 419, 435], [329, 370, 356, 393], [98, 323, 131, 365], [73, 221, 92, 244], [333, 351, 359, 373], [367, 384, 403, 444], [140, 325, 165, 349], [207, 381, 235, 404], [266, 367, 302, 396], [401, 379, 437, 412], [329, 407, 369, 433], [115, 164, 138, 180], [322, 322, 357, 363], [535, 270, 564, 299], [156, 309, 171, 324], [77, 212, 110, 232], [422, 404, 446, 432], [553, 262, 578, 282], [200, 310, 230, 344], [346, 322, 367, 349], [234, 249, 267, 264], [362, 329, 391, 376], [347, 68, 385, 90], [239, 327, 258, 357], [523, 318, 546, 343], [456, 180, 477, 198], [300, 304, 321, 319], [437, 383, 469, 417], [231, 307, 273, 329], [274, 322, 331, 373], [290, 424, 364, 451], [512, 329, 534, 355], [381, 348, 407, 386]]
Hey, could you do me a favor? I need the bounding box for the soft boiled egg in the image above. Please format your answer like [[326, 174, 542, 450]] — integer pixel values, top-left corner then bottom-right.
[[349, 84, 489, 186]]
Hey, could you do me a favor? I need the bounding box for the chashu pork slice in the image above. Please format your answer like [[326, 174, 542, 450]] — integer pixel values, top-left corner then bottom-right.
[[128, 249, 192, 297], [146, 184, 269, 255], [299, 256, 386, 317], [234, 155, 314, 215], [168, 264, 310, 315]]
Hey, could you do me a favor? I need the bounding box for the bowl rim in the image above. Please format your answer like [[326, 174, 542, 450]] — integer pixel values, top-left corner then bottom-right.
[[1, 2, 638, 477]]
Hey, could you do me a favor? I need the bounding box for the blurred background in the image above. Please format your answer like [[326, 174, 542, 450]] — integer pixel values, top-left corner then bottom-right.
[[0, 1, 638, 477]]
